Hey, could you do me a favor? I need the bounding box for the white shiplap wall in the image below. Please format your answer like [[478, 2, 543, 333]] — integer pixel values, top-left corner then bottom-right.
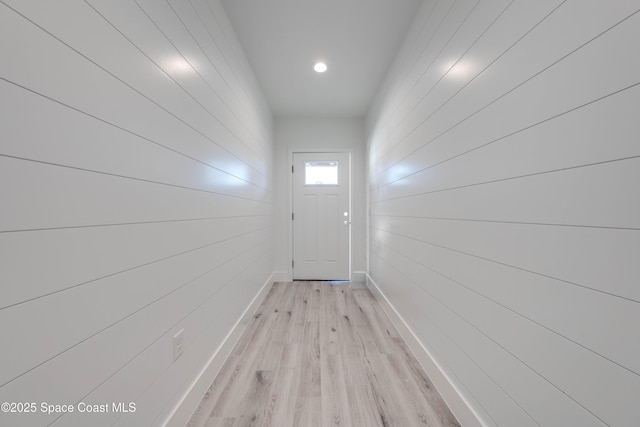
[[0, 1, 273, 426], [366, 1, 640, 426]]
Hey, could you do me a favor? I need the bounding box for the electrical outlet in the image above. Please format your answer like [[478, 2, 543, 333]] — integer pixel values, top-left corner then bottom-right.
[[173, 329, 184, 361]]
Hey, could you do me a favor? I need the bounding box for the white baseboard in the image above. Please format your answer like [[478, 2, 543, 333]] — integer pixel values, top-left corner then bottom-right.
[[351, 270, 366, 284], [162, 272, 276, 427], [365, 274, 486, 427], [272, 270, 291, 282]]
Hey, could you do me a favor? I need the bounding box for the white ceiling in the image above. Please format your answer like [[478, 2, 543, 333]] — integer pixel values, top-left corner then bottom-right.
[[221, 0, 423, 118]]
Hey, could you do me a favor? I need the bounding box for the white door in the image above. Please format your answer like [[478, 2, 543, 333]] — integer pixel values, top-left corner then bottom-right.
[[292, 152, 350, 280]]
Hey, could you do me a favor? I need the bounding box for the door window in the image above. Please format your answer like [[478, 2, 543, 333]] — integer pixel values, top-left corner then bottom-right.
[[305, 161, 338, 186]]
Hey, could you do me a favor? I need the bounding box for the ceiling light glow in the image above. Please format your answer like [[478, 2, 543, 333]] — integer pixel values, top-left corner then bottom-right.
[[314, 62, 327, 73]]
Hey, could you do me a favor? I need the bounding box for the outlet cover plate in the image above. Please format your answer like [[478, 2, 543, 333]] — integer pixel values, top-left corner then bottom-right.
[[173, 329, 184, 361]]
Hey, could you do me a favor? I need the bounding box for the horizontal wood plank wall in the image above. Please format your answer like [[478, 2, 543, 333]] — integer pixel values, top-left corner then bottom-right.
[[0, 0, 273, 426], [366, 1, 640, 426]]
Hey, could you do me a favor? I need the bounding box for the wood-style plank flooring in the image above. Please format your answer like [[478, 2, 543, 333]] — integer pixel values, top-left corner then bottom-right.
[[187, 281, 460, 427]]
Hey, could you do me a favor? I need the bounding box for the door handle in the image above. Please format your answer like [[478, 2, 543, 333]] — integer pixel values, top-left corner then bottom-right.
[[344, 220, 351, 226]]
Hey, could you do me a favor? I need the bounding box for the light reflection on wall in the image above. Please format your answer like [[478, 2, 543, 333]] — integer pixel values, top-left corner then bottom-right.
[[385, 163, 411, 185], [208, 161, 251, 189], [224, 174, 248, 187], [443, 59, 475, 80], [373, 220, 389, 246], [162, 56, 196, 75]]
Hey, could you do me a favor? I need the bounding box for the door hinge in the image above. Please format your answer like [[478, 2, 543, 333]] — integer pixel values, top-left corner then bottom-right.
[[292, 260, 294, 268], [292, 212, 294, 220], [291, 165, 294, 173]]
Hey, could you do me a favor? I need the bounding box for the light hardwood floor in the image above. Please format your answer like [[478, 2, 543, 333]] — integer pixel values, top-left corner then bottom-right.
[[187, 281, 460, 427]]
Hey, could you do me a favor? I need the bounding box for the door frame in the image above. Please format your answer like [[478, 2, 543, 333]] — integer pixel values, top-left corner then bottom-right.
[[288, 148, 352, 281]]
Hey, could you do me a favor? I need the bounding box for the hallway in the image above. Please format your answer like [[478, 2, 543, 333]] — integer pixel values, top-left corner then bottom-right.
[[187, 282, 459, 427], [2, 1, 639, 426]]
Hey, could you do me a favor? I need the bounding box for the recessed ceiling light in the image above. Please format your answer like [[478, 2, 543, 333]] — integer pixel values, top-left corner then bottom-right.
[[314, 62, 327, 73]]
